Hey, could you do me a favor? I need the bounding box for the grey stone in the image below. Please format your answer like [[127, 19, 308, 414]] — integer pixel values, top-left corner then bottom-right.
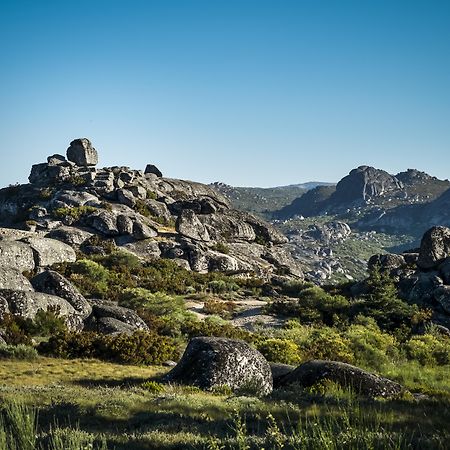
[[417, 226, 450, 269], [67, 138, 98, 166], [89, 300, 149, 331], [434, 285, 450, 314], [270, 363, 295, 387], [176, 210, 210, 242], [94, 317, 137, 335], [117, 214, 134, 235], [86, 210, 119, 236], [278, 360, 404, 398], [0, 241, 35, 271], [164, 337, 273, 395], [0, 268, 34, 292], [368, 253, 406, 272], [31, 270, 92, 319], [47, 154, 67, 165], [145, 164, 163, 177], [438, 257, 450, 285], [24, 237, 76, 267], [46, 226, 93, 246], [132, 220, 158, 240], [117, 189, 136, 208], [0, 289, 81, 330]]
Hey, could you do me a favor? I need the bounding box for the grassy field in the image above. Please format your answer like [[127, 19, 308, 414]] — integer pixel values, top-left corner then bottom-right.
[[0, 357, 449, 449]]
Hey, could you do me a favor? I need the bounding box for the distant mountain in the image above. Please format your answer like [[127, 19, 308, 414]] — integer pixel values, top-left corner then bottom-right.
[[209, 181, 334, 219], [275, 166, 450, 229]]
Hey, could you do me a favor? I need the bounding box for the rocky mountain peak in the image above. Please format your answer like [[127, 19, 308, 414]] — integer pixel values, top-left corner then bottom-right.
[[333, 165, 403, 204]]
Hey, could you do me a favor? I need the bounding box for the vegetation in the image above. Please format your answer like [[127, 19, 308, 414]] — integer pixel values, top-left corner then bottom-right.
[[0, 357, 448, 449]]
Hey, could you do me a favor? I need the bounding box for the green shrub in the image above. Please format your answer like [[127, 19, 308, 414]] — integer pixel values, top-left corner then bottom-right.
[[52, 205, 97, 221], [211, 242, 230, 254], [0, 344, 38, 360], [202, 299, 236, 319], [257, 338, 301, 365], [141, 380, 165, 393], [267, 286, 349, 326], [300, 327, 354, 363], [38, 330, 180, 365], [345, 317, 397, 370], [405, 334, 450, 366], [0, 314, 32, 345], [25, 307, 67, 337]]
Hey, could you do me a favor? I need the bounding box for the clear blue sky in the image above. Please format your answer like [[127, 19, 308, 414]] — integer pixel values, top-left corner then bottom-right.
[[1, 0, 449, 187]]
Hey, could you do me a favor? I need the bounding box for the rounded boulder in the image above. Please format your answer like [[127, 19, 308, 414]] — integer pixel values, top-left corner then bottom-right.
[[163, 337, 273, 395]]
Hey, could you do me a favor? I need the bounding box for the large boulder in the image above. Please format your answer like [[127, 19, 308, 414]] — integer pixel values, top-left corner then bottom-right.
[[438, 257, 450, 285], [417, 226, 450, 270], [368, 253, 406, 272], [23, 237, 77, 267], [145, 164, 163, 178], [164, 337, 273, 395], [176, 210, 210, 242], [0, 268, 34, 292], [31, 270, 92, 319], [95, 317, 137, 335], [46, 226, 93, 246], [434, 286, 450, 314], [278, 360, 404, 398], [0, 241, 35, 271], [0, 289, 82, 330], [88, 300, 149, 331], [67, 138, 98, 166]]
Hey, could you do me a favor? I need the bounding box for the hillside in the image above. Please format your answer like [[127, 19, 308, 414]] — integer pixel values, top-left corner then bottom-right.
[[209, 182, 332, 219]]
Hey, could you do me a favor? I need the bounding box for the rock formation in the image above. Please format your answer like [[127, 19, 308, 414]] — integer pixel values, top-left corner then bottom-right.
[[163, 337, 273, 395], [0, 138, 304, 281], [277, 360, 404, 398]]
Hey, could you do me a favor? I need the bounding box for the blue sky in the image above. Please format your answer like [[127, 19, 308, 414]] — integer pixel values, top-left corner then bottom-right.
[[0, 0, 449, 187]]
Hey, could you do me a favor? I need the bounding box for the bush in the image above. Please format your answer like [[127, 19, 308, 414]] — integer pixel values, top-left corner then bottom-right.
[[345, 316, 397, 370], [0, 314, 32, 345], [202, 299, 236, 319], [300, 327, 354, 363], [267, 286, 349, 326], [53, 205, 97, 221], [38, 330, 180, 365], [257, 338, 301, 365], [0, 344, 38, 360], [405, 334, 450, 366]]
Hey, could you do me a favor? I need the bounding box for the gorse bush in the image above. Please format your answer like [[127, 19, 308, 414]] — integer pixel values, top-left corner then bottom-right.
[[257, 338, 301, 365], [52, 205, 98, 221], [405, 334, 450, 366], [0, 344, 38, 360], [0, 309, 66, 344], [38, 330, 180, 365]]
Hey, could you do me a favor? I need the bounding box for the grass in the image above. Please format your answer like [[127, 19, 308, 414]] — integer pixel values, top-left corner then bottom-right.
[[0, 356, 448, 449]]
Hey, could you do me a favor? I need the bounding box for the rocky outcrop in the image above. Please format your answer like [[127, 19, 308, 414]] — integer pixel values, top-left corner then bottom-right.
[[1, 138, 304, 281], [368, 253, 406, 273], [67, 138, 98, 166], [164, 337, 273, 395], [278, 360, 404, 398], [364, 226, 450, 328], [417, 226, 450, 269], [0, 289, 82, 330], [31, 270, 92, 319], [145, 164, 163, 177], [0, 241, 35, 272], [87, 300, 149, 332], [0, 268, 34, 292], [331, 166, 403, 204]]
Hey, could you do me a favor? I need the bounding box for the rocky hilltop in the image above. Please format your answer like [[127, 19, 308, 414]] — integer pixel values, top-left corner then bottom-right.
[[0, 139, 303, 281], [275, 165, 449, 224]]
